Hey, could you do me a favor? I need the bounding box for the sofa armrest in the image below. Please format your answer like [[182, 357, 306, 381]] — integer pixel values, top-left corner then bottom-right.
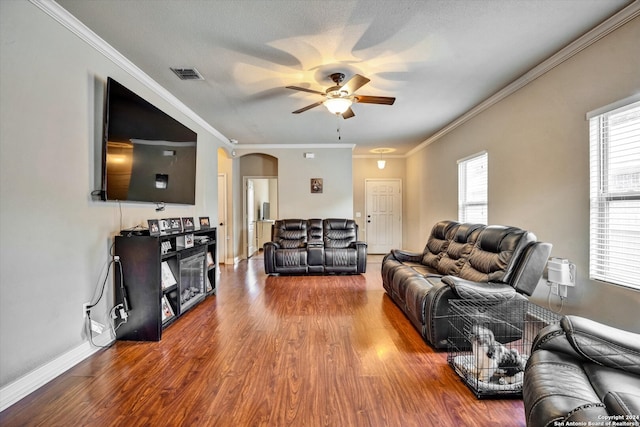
[[533, 316, 640, 376], [263, 241, 280, 274], [389, 249, 423, 263], [354, 241, 367, 273], [560, 316, 640, 375], [441, 276, 517, 301]]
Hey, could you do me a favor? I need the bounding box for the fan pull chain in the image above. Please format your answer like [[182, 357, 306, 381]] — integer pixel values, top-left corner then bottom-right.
[[336, 114, 342, 141]]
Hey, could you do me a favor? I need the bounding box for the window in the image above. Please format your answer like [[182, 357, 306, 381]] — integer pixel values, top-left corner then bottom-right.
[[589, 97, 640, 290], [458, 151, 488, 224]]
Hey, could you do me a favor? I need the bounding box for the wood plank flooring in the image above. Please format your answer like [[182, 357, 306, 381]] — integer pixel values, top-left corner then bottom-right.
[[0, 255, 525, 426]]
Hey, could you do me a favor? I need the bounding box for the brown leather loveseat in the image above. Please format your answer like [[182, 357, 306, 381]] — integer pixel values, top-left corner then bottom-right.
[[263, 218, 367, 274]]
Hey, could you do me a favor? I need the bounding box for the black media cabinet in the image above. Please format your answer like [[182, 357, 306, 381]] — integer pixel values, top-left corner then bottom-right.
[[114, 227, 216, 341]]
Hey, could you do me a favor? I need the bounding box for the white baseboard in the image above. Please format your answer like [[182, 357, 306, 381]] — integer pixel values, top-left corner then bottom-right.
[[0, 332, 114, 412]]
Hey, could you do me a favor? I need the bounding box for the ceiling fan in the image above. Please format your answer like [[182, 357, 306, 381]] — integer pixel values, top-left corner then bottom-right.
[[286, 73, 395, 119]]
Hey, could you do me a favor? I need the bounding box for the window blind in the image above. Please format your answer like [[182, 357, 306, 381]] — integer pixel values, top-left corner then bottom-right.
[[589, 100, 640, 290], [458, 152, 488, 224]]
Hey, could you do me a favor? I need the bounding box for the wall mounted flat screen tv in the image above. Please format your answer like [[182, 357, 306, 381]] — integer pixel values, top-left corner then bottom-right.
[[101, 77, 197, 205]]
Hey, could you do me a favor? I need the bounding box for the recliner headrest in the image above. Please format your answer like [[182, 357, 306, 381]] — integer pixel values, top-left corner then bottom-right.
[[454, 223, 485, 243], [431, 220, 459, 240], [280, 219, 307, 231], [476, 225, 522, 253]]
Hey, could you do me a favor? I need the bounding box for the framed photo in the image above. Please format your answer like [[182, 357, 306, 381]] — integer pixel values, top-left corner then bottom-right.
[[147, 219, 160, 236], [182, 217, 195, 231], [199, 217, 210, 228], [168, 218, 182, 233], [158, 219, 170, 234], [311, 178, 323, 194]]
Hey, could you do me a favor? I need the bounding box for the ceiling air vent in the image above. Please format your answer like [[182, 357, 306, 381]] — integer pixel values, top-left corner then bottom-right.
[[170, 67, 204, 81]]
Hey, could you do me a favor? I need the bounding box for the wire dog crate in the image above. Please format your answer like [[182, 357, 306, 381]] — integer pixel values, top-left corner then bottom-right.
[[447, 299, 560, 399]]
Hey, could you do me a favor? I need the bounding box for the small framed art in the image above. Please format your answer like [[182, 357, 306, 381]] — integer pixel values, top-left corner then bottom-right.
[[199, 217, 210, 228], [311, 178, 323, 194], [158, 219, 170, 234], [168, 218, 182, 233], [147, 219, 160, 236], [182, 217, 195, 232]]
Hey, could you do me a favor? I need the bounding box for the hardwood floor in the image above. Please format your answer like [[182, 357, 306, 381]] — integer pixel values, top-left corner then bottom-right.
[[0, 255, 525, 426]]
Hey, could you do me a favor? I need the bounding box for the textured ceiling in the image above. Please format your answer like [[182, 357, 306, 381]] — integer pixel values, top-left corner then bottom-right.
[[57, 0, 633, 155]]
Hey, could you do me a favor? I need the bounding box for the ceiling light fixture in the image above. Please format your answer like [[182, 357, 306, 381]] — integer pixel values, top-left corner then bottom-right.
[[324, 97, 352, 115], [370, 148, 395, 170]]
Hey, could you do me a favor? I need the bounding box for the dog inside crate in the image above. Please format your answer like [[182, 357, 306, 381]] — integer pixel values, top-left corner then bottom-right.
[[469, 324, 527, 384], [448, 300, 561, 396], [447, 300, 543, 395]]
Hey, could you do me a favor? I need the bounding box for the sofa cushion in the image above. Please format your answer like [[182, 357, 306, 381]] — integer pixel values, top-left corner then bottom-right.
[[274, 219, 308, 248], [324, 218, 357, 248], [420, 220, 459, 268], [604, 391, 640, 421], [524, 350, 609, 427], [274, 249, 308, 269], [583, 363, 640, 404], [437, 223, 484, 275], [458, 226, 532, 284]]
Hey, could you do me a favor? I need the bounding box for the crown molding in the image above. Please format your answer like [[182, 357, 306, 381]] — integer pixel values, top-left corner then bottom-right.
[[352, 154, 404, 159], [29, 0, 232, 147], [235, 143, 356, 150], [407, 1, 640, 157]]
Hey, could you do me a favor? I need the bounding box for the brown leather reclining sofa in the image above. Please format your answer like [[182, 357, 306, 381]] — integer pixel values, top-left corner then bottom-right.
[[381, 220, 552, 349]]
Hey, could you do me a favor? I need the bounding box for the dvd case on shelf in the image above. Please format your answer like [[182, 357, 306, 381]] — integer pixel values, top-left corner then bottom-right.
[[161, 295, 175, 322], [161, 261, 177, 289]]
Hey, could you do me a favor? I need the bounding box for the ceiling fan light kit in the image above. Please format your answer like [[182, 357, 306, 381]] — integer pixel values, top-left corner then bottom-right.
[[324, 97, 352, 115], [287, 72, 395, 119]]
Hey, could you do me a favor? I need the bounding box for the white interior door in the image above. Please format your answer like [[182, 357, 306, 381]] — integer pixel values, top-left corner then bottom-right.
[[365, 179, 402, 254], [246, 179, 257, 258], [217, 173, 227, 265]]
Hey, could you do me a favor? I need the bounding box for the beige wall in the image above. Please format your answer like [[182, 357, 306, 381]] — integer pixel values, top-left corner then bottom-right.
[[0, 1, 224, 389], [226, 146, 353, 260], [402, 16, 640, 331], [235, 147, 354, 220]]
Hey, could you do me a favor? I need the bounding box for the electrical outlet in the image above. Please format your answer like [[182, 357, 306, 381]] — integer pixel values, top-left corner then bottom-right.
[[551, 283, 559, 296], [83, 303, 90, 318]]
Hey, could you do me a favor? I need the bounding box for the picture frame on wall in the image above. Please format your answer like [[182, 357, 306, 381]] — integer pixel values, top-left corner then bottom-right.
[[311, 178, 323, 194]]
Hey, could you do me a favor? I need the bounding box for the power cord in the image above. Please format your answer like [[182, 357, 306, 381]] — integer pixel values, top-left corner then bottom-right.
[[85, 250, 128, 347], [546, 281, 565, 313]]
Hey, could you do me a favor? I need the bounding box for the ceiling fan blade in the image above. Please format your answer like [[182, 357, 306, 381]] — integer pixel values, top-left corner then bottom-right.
[[342, 108, 355, 119], [355, 95, 396, 105], [292, 101, 324, 114], [341, 74, 370, 94], [286, 86, 325, 96]]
